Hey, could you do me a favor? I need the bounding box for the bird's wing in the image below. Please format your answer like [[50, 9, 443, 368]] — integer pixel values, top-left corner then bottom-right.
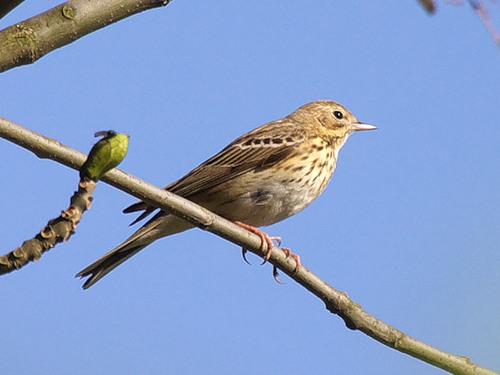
[[168, 133, 305, 196], [124, 121, 307, 224]]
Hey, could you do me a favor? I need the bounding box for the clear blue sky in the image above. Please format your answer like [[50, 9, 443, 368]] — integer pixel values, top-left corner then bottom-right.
[[1, 1, 499, 374]]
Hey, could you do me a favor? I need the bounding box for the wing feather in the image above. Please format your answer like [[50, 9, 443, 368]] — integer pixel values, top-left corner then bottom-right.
[[124, 119, 307, 223]]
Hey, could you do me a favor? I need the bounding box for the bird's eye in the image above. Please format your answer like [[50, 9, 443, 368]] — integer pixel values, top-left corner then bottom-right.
[[333, 111, 344, 120]]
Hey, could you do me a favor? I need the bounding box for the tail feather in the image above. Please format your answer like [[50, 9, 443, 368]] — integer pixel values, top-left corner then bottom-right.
[[76, 244, 146, 289], [128, 208, 157, 226], [123, 201, 157, 226], [76, 213, 194, 289], [122, 200, 149, 213]]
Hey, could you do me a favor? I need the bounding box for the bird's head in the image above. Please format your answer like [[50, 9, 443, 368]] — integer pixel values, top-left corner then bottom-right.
[[290, 100, 376, 140]]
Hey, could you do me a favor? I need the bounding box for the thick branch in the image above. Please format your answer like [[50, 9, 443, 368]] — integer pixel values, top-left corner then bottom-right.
[[0, 116, 497, 375], [0, 0, 171, 73]]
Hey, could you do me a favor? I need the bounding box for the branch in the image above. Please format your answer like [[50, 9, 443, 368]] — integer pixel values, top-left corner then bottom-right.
[[0, 179, 96, 274], [0, 130, 128, 274], [0, 0, 172, 73], [469, 0, 500, 45], [0, 116, 498, 375], [417, 0, 500, 46]]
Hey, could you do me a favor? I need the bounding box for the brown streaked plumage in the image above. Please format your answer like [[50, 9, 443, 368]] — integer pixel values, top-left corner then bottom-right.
[[76, 100, 376, 288]]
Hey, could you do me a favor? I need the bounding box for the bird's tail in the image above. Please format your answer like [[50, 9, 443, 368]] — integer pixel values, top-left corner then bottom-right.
[[76, 213, 193, 289], [76, 244, 146, 289]]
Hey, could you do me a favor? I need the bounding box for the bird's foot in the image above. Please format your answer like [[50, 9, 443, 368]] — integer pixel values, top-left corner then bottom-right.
[[234, 221, 281, 263], [235, 221, 301, 283], [272, 247, 302, 283], [281, 247, 302, 274], [235, 221, 280, 264]]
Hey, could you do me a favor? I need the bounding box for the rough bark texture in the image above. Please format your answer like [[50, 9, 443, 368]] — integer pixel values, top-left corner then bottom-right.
[[0, 179, 95, 274], [0, 0, 171, 73]]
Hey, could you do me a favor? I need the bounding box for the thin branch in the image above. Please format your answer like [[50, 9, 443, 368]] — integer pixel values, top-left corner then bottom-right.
[[0, 179, 96, 274], [1, 116, 498, 375], [0, 130, 128, 274], [421, 0, 500, 46], [0, 0, 172, 73], [469, 0, 500, 45]]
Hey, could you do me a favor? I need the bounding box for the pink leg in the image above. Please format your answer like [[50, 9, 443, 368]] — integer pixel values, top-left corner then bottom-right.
[[235, 221, 302, 283], [234, 221, 280, 261]]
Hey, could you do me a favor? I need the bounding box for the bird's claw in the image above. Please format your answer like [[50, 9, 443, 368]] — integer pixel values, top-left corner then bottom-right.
[[272, 248, 302, 284], [241, 248, 252, 265], [234, 221, 301, 283], [273, 265, 285, 284], [281, 247, 301, 275], [259, 236, 281, 265], [235, 221, 279, 263]]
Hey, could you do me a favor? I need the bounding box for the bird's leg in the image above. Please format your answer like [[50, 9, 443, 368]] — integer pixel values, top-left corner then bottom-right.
[[258, 235, 281, 265], [234, 221, 281, 263], [240, 237, 282, 265], [235, 221, 302, 283]]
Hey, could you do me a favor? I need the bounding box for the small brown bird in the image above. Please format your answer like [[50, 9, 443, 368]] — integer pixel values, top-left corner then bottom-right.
[[77, 100, 376, 288]]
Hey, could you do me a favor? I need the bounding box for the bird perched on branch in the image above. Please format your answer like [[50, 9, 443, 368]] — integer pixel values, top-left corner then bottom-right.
[[77, 100, 376, 289]]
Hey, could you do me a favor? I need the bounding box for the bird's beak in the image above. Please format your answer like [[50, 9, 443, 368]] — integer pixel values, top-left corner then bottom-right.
[[350, 122, 377, 132]]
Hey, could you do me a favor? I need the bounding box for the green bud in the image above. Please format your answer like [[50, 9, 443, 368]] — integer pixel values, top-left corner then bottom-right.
[[80, 130, 129, 181]]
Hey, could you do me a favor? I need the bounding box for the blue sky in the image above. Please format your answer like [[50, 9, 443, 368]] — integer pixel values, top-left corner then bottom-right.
[[1, 1, 499, 374]]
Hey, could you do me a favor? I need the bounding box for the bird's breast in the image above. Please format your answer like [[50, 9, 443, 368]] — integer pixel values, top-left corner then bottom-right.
[[202, 140, 337, 227]]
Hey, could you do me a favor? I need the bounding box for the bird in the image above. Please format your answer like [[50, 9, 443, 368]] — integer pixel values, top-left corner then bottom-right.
[[76, 100, 376, 289]]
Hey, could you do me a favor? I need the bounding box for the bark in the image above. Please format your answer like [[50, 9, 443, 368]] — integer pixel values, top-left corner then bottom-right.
[[0, 0, 172, 73]]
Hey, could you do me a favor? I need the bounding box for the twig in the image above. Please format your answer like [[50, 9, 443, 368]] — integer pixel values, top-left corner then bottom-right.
[[0, 179, 96, 274], [469, 0, 500, 45], [0, 130, 128, 274]]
